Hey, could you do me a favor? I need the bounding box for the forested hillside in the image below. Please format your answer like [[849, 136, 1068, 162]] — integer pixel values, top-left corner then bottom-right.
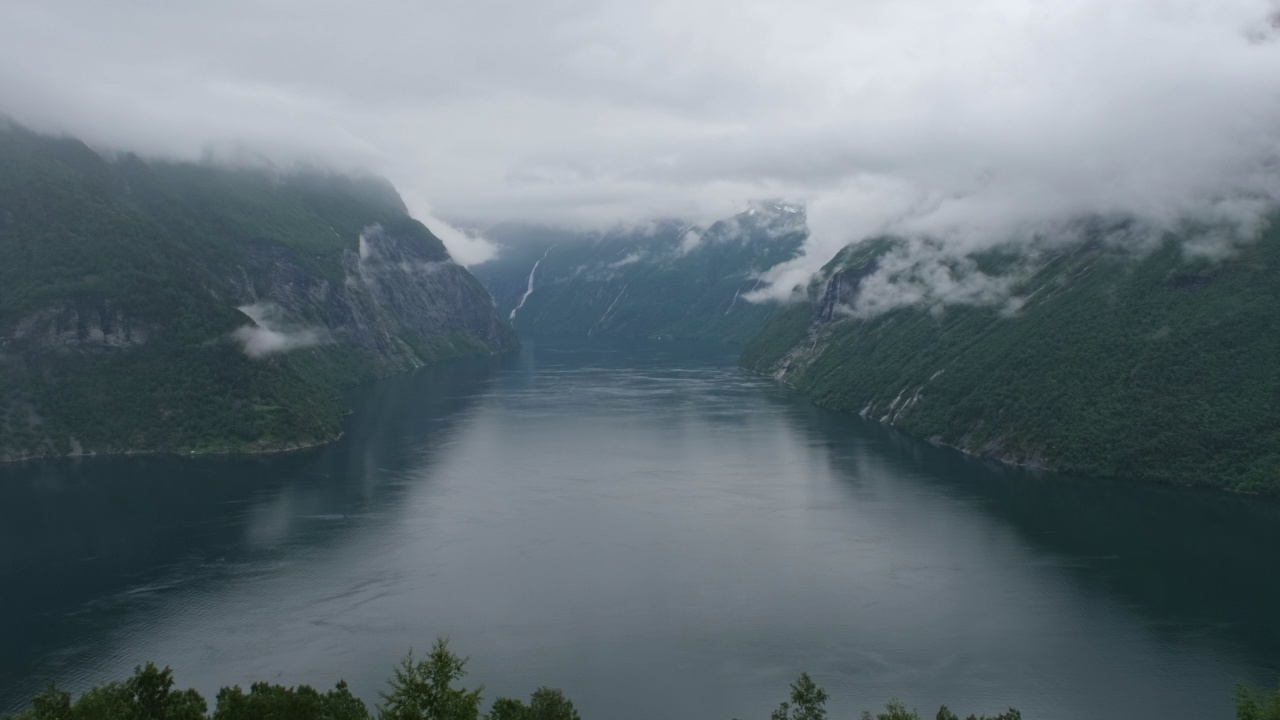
[[742, 218, 1280, 493], [0, 121, 515, 460]]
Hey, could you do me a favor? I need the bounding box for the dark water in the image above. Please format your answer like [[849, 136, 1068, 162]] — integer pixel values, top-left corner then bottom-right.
[[3, 339, 1280, 719]]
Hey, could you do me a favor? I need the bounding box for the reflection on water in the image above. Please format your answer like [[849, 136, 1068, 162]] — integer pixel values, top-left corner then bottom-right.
[[0, 357, 501, 703], [798, 405, 1280, 668], [2, 339, 1278, 720]]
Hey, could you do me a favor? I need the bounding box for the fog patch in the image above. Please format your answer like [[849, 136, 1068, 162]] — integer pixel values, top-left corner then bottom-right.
[[420, 216, 497, 267], [844, 239, 1022, 319], [609, 251, 644, 268], [233, 303, 328, 358], [677, 229, 704, 255]]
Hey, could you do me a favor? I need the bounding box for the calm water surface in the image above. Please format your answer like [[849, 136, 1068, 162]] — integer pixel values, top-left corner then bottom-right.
[[3, 339, 1279, 719]]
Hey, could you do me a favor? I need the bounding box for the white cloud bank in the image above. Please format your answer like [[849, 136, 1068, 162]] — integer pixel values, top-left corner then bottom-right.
[[3, 0, 1280, 288]]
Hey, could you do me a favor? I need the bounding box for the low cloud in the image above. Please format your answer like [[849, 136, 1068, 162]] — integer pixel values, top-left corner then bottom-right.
[[842, 239, 1022, 319], [402, 193, 499, 266], [4, 0, 1280, 300], [609, 251, 645, 268], [427, 221, 498, 267], [232, 303, 327, 358]]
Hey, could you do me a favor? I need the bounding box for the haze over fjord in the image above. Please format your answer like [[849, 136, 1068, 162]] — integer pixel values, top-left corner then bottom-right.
[[3, 0, 1280, 297]]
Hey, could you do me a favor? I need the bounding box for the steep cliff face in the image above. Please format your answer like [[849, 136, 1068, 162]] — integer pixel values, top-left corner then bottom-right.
[[0, 122, 515, 460], [742, 221, 1280, 494], [229, 222, 512, 374], [5, 301, 154, 352], [470, 201, 806, 343]]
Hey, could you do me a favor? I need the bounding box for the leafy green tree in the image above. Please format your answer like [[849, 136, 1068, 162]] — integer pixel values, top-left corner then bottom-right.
[[485, 698, 529, 720], [213, 680, 370, 720], [526, 688, 580, 720], [486, 687, 579, 720], [378, 639, 483, 720], [6, 665, 207, 720], [58, 682, 133, 720], [326, 681, 376, 720], [1235, 680, 1280, 720], [30, 685, 71, 719], [769, 673, 828, 720], [126, 663, 207, 720]]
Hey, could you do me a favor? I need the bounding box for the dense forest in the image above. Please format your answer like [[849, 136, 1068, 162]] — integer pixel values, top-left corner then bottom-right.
[[0, 122, 515, 461], [741, 216, 1280, 493]]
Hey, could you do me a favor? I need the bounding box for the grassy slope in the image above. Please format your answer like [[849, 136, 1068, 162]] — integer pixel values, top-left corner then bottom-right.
[[743, 221, 1280, 493]]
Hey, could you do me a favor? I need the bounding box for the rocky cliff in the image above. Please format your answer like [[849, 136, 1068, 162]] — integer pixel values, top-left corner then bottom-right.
[[0, 122, 516, 460]]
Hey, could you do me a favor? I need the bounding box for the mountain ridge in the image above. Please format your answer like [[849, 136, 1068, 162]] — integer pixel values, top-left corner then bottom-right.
[[0, 122, 516, 461], [741, 217, 1280, 494], [471, 200, 806, 343]]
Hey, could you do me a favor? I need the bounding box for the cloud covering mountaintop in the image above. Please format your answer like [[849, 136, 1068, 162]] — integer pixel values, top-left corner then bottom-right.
[[4, 0, 1280, 280]]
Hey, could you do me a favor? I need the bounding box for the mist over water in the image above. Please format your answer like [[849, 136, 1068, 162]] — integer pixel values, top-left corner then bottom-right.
[[2, 339, 1279, 719]]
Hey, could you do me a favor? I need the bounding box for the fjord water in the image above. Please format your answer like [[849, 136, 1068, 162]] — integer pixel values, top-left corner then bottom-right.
[[3, 340, 1279, 719]]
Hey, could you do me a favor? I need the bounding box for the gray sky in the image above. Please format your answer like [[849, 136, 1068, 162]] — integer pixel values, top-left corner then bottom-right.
[[4, 0, 1280, 278]]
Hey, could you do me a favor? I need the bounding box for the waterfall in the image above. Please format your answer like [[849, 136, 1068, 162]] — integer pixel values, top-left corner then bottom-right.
[[589, 284, 628, 336], [510, 247, 554, 321], [726, 278, 762, 315]]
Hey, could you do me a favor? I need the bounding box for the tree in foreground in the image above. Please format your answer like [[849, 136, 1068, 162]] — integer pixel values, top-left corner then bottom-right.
[[9, 663, 207, 720], [378, 639, 484, 720], [1, 639, 582, 720], [1235, 679, 1280, 720], [770, 672, 828, 720], [486, 687, 581, 720], [11, 649, 1280, 720], [213, 680, 370, 720]]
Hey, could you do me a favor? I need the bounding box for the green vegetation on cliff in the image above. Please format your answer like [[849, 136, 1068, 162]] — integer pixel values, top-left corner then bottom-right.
[[742, 218, 1280, 493], [0, 122, 516, 460]]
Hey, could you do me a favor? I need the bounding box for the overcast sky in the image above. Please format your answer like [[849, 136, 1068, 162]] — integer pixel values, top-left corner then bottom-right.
[[3, 0, 1280, 275]]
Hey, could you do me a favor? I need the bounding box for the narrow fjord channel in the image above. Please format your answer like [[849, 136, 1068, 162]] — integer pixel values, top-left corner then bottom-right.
[[3, 339, 1279, 719]]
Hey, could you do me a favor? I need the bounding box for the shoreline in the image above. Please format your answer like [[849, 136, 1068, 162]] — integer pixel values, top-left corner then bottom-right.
[[0, 342, 520, 469], [0, 432, 343, 467], [739, 364, 1274, 498]]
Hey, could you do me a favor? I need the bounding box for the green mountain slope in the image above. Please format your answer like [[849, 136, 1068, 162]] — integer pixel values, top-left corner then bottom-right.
[[0, 122, 516, 460], [742, 219, 1280, 493], [470, 202, 806, 343]]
